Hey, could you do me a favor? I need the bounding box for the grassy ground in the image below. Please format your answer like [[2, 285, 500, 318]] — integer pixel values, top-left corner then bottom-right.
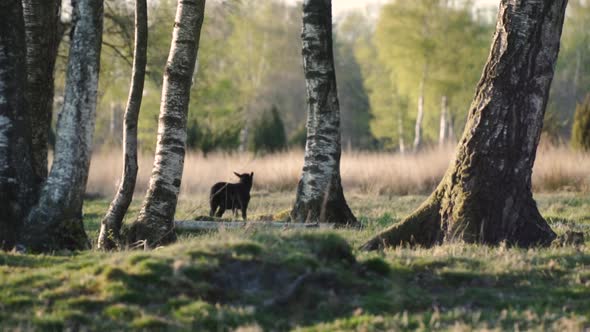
[[1, 192, 589, 331]]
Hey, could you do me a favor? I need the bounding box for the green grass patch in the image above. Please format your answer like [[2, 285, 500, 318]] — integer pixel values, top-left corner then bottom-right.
[[0, 193, 589, 330]]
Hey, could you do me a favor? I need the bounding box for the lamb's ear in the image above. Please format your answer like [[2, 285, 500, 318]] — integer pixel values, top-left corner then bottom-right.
[[234, 172, 241, 178]]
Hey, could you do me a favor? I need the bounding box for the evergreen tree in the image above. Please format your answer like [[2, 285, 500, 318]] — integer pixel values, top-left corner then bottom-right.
[[571, 94, 590, 151], [249, 106, 287, 154]]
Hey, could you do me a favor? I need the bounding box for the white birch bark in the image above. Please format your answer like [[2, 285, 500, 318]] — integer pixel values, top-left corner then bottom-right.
[[439, 95, 449, 146], [127, 0, 206, 247], [22, 0, 104, 252], [394, 92, 406, 154], [290, 0, 357, 225], [413, 63, 428, 151]]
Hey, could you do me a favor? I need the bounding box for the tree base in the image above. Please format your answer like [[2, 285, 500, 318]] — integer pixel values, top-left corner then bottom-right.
[[97, 220, 121, 251], [125, 217, 177, 248], [22, 216, 90, 252], [360, 189, 556, 251], [290, 189, 358, 226]]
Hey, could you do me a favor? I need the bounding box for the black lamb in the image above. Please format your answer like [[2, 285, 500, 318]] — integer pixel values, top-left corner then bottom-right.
[[209, 172, 254, 220]]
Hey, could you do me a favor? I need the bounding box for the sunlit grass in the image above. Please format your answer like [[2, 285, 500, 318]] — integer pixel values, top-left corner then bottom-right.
[[1, 213, 589, 330]]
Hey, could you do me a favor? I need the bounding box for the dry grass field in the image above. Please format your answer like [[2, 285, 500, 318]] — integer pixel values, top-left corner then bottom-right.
[[87, 144, 590, 198]]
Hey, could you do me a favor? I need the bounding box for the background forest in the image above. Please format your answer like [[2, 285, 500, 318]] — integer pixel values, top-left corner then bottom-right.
[[52, 0, 589, 155]]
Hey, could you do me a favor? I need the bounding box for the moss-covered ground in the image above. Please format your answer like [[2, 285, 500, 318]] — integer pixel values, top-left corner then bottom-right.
[[1, 192, 589, 331]]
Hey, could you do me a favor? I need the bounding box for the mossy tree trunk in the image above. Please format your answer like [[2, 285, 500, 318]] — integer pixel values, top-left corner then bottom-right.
[[290, 0, 357, 226], [21, 0, 104, 252], [361, 0, 568, 250], [0, 0, 35, 250], [23, 0, 61, 196], [127, 0, 206, 247], [98, 0, 148, 250]]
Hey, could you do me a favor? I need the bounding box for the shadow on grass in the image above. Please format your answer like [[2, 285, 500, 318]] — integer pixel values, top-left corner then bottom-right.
[[1, 231, 589, 331]]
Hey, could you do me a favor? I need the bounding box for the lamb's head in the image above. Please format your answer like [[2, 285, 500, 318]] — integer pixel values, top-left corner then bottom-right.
[[234, 172, 254, 186]]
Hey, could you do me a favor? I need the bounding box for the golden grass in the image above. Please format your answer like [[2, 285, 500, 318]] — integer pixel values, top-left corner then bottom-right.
[[86, 144, 590, 198]]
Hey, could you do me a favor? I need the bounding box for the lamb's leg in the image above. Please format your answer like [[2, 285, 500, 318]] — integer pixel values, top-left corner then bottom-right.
[[209, 199, 217, 217], [216, 207, 226, 218], [242, 198, 250, 221]]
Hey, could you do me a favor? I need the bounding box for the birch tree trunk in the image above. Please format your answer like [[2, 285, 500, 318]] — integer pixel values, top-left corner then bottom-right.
[[127, 0, 206, 247], [290, 0, 357, 226], [22, 0, 61, 195], [21, 0, 103, 252], [573, 49, 580, 97], [394, 92, 406, 154], [0, 0, 35, 250], [439, 95, 449, 146], [361, 0, 567, 250], [98, 0, 148, 250], [413, 64, 428, 151]]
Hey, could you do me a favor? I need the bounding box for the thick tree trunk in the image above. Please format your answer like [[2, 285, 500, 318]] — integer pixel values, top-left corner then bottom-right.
[[290, 0, 357, 226], [127, 0, 206, 247], [98, 0, 148, 250], [413, 64, 428, 151], [361, 0, 567, 250], [21, 0, 104, 252], [0, 1, 35, 250], [22, 0, 61, 195]]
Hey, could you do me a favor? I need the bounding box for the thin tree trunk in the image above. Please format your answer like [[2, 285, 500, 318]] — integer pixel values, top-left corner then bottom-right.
[[447, 111, 456, 144], [413, 63, 428, 151], [98, 0, 148, 250], [290, 0, 357, 226], [0, 0, 35, 250], [22, 0, 61, 196], [395, 92, 405, 154], [239, 123, 249, 152], [439, 95, 448, 146], [127, 0, 206, 247], [361, 0, 567, 250], [21, 0, 104, 252], [573, 49, 580, 98]]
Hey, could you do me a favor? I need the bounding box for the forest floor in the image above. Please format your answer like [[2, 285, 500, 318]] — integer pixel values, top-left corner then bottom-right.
[[1, 192, 589, 331]]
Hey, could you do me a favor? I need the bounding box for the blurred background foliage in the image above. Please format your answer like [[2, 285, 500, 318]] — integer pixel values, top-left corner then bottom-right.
[[52, 0, 590, 154]]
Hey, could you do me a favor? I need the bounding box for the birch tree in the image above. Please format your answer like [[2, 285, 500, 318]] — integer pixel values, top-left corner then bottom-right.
[[290, 0, 357, 226], [127, 0, 206, 247], [22, 0, 104, 252], [361, 0, 568, 250], [373, 0, 489, 150], [98, 0, 148, 250], [0, 0, 35, 250], [23, 0, 62, 195]]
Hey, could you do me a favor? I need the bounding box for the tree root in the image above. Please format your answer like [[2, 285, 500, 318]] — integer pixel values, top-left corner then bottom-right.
[[359, 193, 443, 251]]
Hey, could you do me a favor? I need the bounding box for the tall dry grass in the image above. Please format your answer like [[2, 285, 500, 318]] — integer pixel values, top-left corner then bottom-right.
[[86, 144, 590, 198]]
